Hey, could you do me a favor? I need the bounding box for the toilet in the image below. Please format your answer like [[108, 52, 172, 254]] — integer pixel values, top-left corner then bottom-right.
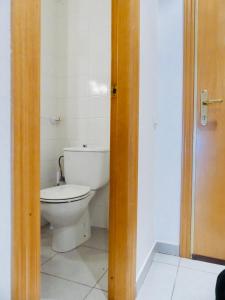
[[41, 147, 109, 252]]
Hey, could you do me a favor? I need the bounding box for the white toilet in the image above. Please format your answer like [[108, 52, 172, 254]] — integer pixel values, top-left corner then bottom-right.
[[41, 147, 109, 252]]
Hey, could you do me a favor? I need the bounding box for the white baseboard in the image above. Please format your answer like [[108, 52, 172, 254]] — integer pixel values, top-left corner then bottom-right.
[[156, 241, 180, 256], [136, 241, 180, 293], [136, 241, 158, 292]]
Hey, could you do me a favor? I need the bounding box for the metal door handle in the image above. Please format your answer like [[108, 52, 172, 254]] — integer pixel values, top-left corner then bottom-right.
[[203, 99, 223, 105], [201, 90, 223, 126]]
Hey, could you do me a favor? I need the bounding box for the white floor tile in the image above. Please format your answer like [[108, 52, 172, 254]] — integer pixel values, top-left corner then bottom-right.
[[180, 258, 225, 274], [86, 288, 107, 300], [172, 267, 217, 300], [137, 262, 178, 300], [41, 273, 91, 300], [42, 246, 108, 287], [83, 227, 108, 251], [95, 271, 108, 291], [153, 253, 180, 266]]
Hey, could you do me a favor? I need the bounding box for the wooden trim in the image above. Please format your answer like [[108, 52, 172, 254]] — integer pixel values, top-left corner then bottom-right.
[[12, 0, 41, 299], [12, 0, 139, 299], [180, 0, 196, 258], [108, 0, 139, 299]]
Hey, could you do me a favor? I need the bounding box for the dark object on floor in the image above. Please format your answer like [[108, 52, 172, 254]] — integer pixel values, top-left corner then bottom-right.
[[216, 270, 225, 300]]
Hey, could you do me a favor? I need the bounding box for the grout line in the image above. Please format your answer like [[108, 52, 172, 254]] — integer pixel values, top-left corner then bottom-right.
[[83, 287, 107, 300], [82, 244, 108, 253], [154, 256, 222, 276], [83, 289, 92, 300], [41, 253, 57, 267], [179, 265, 224, 276], [153, 260, 180, 268], [41, 229, 109, 299], [152, 254, 181, 268], [41, 271, 94, 290], [171, 259, 181, 300], [94, 287, 108, 293], [93, 269, 108, 291], [83, 287, 93, 300]]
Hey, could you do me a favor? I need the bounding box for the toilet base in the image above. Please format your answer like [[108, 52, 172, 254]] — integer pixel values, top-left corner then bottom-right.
[[52, 210, 91, 252]]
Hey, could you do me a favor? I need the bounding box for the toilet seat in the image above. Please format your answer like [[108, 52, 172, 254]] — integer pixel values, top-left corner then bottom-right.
[[41, 184, 91, 203]]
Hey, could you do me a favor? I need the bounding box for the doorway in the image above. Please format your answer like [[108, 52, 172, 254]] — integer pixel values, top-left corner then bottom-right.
[[181, 0, 225, 262], [40, 1, 110, 298], [12, 1, 139, 299]]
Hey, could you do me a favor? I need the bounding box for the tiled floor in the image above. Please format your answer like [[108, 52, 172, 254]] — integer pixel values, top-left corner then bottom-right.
[[42, 228, 224, 300], [41, 226, 108, 300], [137, 253, 225, 300]]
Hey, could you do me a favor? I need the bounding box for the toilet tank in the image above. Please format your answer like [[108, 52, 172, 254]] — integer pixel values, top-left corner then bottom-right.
[[64, 147, 110, 190]]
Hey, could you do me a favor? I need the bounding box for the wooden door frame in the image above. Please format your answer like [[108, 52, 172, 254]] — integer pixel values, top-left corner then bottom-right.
[[180, 0, 196, 258], [12, 0, 139, 299]]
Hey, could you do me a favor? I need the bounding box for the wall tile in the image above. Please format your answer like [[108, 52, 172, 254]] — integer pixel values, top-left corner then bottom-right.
[[67, 0, 89, 20], [88, 96, 110, 118], [87, 118, 110, 147], [41, 159, 58, 189], [41, 139, 63, 162], [57, 75, 89, 99], [65, 117, 89, 142], [41, 74, 57, 99]]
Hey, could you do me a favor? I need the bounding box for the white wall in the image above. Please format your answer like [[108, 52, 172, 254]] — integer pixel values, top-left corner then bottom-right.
[[154, 0, 183, 246], [137, 0, 183, 279], [0, 1, 11, 299], [137, 0, 158, 277]]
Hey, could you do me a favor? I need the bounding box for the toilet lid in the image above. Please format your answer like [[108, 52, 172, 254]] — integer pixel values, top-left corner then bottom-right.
[[40, 184, 90, 202]]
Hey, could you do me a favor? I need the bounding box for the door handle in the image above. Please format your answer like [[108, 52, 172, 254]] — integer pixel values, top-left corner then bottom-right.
[[203, 99, 223, 105], [201, 90, 224, 126]]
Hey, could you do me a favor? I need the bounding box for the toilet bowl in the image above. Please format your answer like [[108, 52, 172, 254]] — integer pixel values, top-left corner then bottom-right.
[[41, 147, 109, 252], [41, 184, 95, 252]]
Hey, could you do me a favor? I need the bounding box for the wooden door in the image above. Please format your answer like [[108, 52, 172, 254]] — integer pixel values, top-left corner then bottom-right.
[[193, 0, 225, 261]]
